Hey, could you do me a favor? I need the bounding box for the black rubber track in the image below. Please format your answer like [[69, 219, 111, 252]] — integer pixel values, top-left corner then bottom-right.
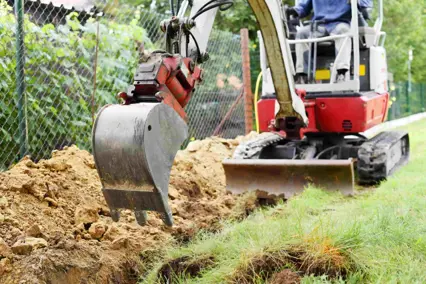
[[357, 131, 409, 184]]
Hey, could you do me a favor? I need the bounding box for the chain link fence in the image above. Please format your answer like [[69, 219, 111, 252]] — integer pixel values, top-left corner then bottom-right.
[[0, 0, 245, 170], [388, 82, 426, 121]]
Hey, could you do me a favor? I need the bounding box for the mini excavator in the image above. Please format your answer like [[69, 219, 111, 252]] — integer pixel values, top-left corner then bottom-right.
[[92, 0, 409, 226]]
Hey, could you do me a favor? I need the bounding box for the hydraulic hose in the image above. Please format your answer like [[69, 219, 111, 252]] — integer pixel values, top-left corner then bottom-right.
[[254, 71, 262, 133]]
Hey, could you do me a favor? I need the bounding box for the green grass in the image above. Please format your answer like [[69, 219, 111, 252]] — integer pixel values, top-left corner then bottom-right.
[[142, 119, 426, 284]]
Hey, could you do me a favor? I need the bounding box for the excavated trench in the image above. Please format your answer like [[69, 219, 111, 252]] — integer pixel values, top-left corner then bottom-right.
[[0, 133, 259, 283]]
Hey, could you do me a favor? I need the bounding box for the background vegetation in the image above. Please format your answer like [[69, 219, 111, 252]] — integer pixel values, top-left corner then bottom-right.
[[0, 0, 245, 169], [0, 0, 149, 167]]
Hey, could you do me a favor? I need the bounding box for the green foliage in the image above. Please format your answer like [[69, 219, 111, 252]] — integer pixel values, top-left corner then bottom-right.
[[0, 0, 245, 168], [214, 0, 259, 39], [381, 0, 426, 82], [0, 0, 150, 168], [388, 82, 426, 120], [96, 0, 171, 18]]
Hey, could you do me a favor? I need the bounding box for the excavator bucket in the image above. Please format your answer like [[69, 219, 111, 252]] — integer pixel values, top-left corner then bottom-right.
[[92, 103, 188, 226], [222, 159, 355, 198]]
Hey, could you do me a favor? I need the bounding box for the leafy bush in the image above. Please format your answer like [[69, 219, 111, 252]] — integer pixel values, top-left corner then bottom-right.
[[0, 0, 245, 169], [0, 0, 152, 168]]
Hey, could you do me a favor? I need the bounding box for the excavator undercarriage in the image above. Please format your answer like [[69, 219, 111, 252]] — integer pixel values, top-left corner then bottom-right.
[[223, 130, 409, 199]]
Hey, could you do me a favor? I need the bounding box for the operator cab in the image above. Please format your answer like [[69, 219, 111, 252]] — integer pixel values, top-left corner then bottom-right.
[[259, 0, 387, 97]]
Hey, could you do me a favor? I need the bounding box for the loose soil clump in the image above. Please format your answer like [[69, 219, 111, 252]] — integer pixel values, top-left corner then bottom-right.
[[158, 255, 215, 282], [231, 245, 351, 283], [270, 269, 301, 284], [0, 133, 257, 283]]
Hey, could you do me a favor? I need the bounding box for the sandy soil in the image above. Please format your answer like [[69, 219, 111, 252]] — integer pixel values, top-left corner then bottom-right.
[[0, 133, 257, 283]]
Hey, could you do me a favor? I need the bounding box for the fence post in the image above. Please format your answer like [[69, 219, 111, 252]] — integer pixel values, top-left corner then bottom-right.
[[405, 81, 410, 115], [240, 29, 253, 134], [421, 83, 425, 112], [15, 0, 27, 158]]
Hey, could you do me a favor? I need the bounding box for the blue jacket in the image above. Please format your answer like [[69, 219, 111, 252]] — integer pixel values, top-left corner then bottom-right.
[[294, 0, 373, 32]]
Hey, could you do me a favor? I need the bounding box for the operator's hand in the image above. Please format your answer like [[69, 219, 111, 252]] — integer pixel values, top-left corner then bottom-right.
[[286, 7, 299, 19]]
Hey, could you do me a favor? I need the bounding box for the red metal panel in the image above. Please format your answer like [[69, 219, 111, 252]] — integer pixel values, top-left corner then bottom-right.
[[257, 92, 389, 135], [257, 99, 275, 132], [128, 55, 202, 121], [314, 92, 389, 133], [301, 101, 319, 135]]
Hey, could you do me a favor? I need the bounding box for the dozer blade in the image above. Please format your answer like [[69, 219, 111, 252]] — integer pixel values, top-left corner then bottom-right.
[[222, 159, 355, 199], [92, 103, 188, 226]]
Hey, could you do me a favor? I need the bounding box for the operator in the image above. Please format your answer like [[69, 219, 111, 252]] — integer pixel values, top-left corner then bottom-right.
[[287, 0, 373, 84]]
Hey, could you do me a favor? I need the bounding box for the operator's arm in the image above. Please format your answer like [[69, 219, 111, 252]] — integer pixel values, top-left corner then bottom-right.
[[358, 0, 373, 8], [293, 0, 313, 18]]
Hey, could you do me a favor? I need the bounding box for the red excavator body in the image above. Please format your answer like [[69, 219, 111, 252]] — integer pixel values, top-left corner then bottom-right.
[[257, 92, 390, 136]]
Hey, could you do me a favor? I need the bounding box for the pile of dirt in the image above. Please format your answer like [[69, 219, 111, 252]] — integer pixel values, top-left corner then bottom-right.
[[0, 133, 257, 283]]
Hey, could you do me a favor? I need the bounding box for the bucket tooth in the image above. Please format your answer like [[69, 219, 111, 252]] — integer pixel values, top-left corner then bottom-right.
[[110, 209, 120, 222], [93, 103, 188, 226], [134, 210, 148, 225], [222, 159, 355, 198], [161, 212, 174, 227]]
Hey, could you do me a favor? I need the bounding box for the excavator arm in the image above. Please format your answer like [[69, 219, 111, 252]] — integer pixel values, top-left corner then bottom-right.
[[92, 0, 306, 226]]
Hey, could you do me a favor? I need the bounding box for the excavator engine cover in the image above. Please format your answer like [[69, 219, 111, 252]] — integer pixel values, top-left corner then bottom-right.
[[92, 103, 188, 226]]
